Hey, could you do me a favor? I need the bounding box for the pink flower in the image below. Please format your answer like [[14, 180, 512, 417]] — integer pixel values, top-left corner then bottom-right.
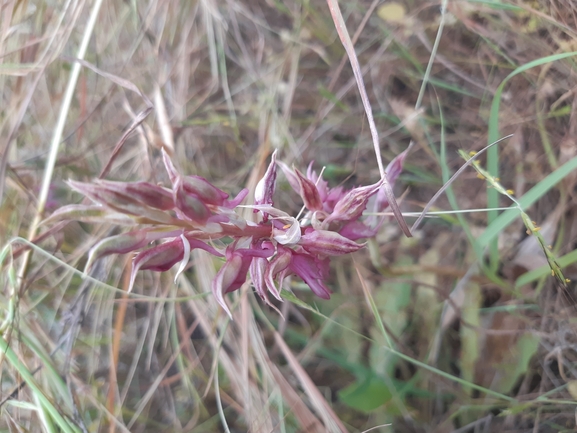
[[55, 149, 406, 318]]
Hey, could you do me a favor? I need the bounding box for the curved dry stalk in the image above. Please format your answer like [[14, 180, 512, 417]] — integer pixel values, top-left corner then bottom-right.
[[325, 0, 411, 237]]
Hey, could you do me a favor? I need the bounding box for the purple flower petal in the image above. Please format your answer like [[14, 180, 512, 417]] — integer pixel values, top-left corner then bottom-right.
[[212, 244, 277, 317], [183, 236, 224, 257], [289, 252, 331, 299], [323, 185, 345, 213], [250, 257, 269, 302], [212, 254, 243, 318], [338, 221, 378, 241], [224, 188, 249, 208], [306, 162, 329, 201], [85, 228, 182, 272], [264, 247, 292, 300], [224, 256, 252, 294], [129, 238, 185, 292], [128, 236, 223, 292]]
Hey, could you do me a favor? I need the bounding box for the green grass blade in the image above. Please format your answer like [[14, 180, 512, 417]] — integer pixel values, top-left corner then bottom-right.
[[486, 51, 577, 269], [0, 336, 81, 433], [478, 154, 577, 249], [437, 98, 482, 260], [515, 249, 577, 288]]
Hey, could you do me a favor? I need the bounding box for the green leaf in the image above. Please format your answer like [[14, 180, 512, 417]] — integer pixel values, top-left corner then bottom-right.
[[338, 374, 392, 412], [494, 333, 540, 395]]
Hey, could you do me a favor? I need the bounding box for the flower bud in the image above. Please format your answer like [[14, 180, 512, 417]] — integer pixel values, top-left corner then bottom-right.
[[181, 175, 229, 206], [174, 179, 211, 224], [323, 179, 384, 227], [43, 204, 134, 226], [298, 229, 364, 256], [68, 180, 174, 224], [295, 168, 322, 211], [337, 221, 377, 241], [95, 180, 173, 210]]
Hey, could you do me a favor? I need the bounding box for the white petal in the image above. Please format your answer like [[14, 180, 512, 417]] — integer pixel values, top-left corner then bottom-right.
[[174, 235, 191, 282], [273, 218, 301, 245]]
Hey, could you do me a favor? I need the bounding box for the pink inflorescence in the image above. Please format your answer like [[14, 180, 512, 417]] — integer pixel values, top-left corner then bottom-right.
[[54, 149, 405, 317]]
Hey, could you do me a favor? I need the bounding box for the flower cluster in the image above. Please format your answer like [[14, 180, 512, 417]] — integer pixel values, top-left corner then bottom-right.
[[50, 150, 405, 317]]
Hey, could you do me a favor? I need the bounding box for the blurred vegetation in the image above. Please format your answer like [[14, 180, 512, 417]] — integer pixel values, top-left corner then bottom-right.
[[1, 0, 577, 431]]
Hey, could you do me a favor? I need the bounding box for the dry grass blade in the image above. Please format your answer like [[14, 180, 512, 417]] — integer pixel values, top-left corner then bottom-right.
[[98, 107, 154, 179], [59, 56, 152, 106], [55, 56, 154, 179], [0, 71, 44, 203], [325, 0, 411, 237], [25, 0, 104, 240], [273, 330, 348, 433], [153, 85, 175, 153], [297, 0, 380, 149]]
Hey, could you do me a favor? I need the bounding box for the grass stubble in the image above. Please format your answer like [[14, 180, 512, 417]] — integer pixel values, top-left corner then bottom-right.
[[1, 0, 577, 431]]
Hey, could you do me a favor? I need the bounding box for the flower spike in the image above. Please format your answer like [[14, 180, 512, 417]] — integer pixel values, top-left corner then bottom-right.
[[58, 148, 407, 316]]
